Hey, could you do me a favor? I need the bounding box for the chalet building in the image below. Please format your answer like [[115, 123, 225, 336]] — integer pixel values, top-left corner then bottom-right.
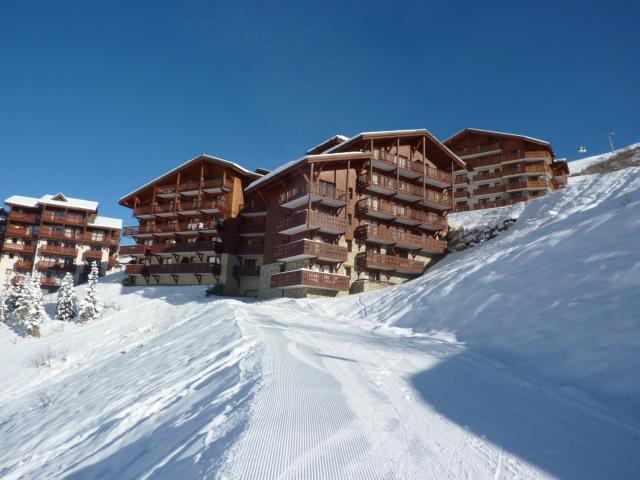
[[444, 129, 569, 211], [119, 154, 264, 296], [0, 194, 122, 290], [246, 129, 464, 299]]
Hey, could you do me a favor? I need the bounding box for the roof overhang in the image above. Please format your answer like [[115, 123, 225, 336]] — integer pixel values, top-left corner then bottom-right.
[[444, 128, 554, 156]]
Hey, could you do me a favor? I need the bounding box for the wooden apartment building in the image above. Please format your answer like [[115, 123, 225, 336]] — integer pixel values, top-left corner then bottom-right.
[[0, 194, 122, 290], [445, 129, 569, 211], [119, 154, 264, 295]]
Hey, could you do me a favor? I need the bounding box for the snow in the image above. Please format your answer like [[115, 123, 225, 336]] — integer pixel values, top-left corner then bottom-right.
[[568, 142, 640, 174], [5, 193, 100, 212], [88, 215, 123, 230], [4, 195, 40, 208], [1, 167, 640, 478], [444, 128, 552, 149], [305, 134, 349, 153]]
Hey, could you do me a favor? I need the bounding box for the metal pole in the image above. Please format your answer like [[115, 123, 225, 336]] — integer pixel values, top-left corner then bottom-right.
[[605, 132, 616, 153]]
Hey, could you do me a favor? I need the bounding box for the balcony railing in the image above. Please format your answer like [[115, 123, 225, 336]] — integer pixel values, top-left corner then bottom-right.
[[84, 250, 103, 261], [356, 251, 424, 274], [277, 210, 348, 235], [156, 176, 233, 196], [149, 240, 222, 255], [279, 182, 347, 207], [270, 269, 350, 291], [454, 190, 469, 198], [454, 176, 469, 185], [233, 265, 261, 277], [82, 232, 120, 246], [126, 262, 222, 276], [41, 245, 78, 257], [502, 150, 553, 163], [6, 226, 38, 238], [355, 225, 446, 253], [134, 198, 227, 218], [357, 199, 448, 230], [236, 244, 264, 255], [37, 261, 75, 272], [473, 170, 503, 182], [473, 185, 505, 196], [240, 201, 267, 215], [466, 156, 502, 169], [3, 243, 37, 255], [123, 220, 219, 236], [42, 212, 86, 225], [453, 142, 501, 158], [355, 224, 395, 244], [41, 277, 63, 288], [14, 260, 34, 271], [119, 244, 148, 256], [502, 164, 548, 176], [238, 223, 266, 235], [9, 211, 40, 223], [40, 227, 83, 241], [505, 180, 550, 191], [273, 239, 348, 263]]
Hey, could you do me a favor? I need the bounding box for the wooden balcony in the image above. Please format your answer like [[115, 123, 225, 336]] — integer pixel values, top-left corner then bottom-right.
[[41, 245, 78, 257], [233, 265, 261, 277], [123, 220, 219, 237], [356, 251, 424, 275], [505, 180, 551, 192], [473, 170, 503, 183], [134, 199, 227, 218], [15, 260, 34, 271], [502, 164, 548, 177], [453, 142, 501, 159], [40, 227, 82, 241], [357, 199, 448, 230], [3, 243, 37, 255], [454, 176, 469, 185], [84, 250, 103, 261], [274, 239, 347, 263], [369, 150, 424, 180], [466, 156, 502, 169], [279, 182, 347, 209], [454, 189, 469, 198], [125, 264, 147, 275], [149, 240, 222, 256], [37, 261, 75, 272], [473, 185, 506, 196], [270, 269, 350, 291], [6, 225, 37, 238], [125, 262, 222, 276], [502, 150, 553, 164], [119, 244, 148, 256], [355, 224, 395, 245], [238, 223, 266, 236], [236, 244, 264, 255], [156, 176, 233, 197], [355, 225, 446, 253], [82, 232, 120, 246], [9, 211, 40, 224], [357, 172, 397, 196], [277, 210, 347, 236], [42, 212, 86, 225], [419, 189, 452, 210], [41, 277, 62, 288], [240, 201, 267, 216]]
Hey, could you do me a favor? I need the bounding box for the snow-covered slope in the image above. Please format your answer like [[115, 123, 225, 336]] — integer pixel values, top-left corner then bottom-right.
[[1, 168, 640, 479], [569, 142, 640, 174]]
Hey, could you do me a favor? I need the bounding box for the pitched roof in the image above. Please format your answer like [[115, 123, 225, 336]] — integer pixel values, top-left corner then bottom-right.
[[444, 128, 553, 152], [87, 215, 123, 230], [5, 194, 99, 211], [119, 154, 262, 203], [306, 134, 349, 154]]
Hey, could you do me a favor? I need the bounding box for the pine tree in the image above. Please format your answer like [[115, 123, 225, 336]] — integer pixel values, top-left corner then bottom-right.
[[56, 272, 77, 321], [13, 273, 48, 336], [0, 286, 7, 324], [78, 261, 101, 323]]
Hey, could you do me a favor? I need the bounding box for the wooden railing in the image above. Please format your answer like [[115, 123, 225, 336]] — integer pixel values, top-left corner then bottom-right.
[[454, 190, 469, 198], [119, 244, 148, 256], [6, 225, 37, 238], [466, 156, 502, 169], [356, 251, 424, 274], [233, 265, 261, 277], [14, 260, 34, 271], [270, 269, 350, 291], [240, 201, 267, 214], [238, 223, 266, 235], [279, 182, 347, 206], [134, 198, 227, 217], [84, 250, 103, 260], [357, 199, 448, 229], [505, 180, 550, 191], [9, 211, 40, 223], [473, 170, 503, 182], [42, 212, 86, 225], [40, 227, 82, 241], [355, 225, 446, 253], [41, 277, 62, 288], [277, 210, 348, 234], [82, 232, 120, 246], [41, 245, 78, 257], [3, 243, 37, 255], [125, 262, 222, 276], [473, 185, 505, 196], [453, 142, 501, 158], [454, 176, 469, 185], [273, 239, 347, 262], [236, 244, 264, 255], [123, 220, 219, 236], [355, 224, 395, 244], [37, 261, 75, 271], [502, 150, 553, 163], [156, 176, 232, 195], [502, 164, 548, 176], [149, 240, 222, 255]]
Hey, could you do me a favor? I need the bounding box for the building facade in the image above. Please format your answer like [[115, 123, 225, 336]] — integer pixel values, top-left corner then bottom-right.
[[119, 154, 263, 296], [0, 194, 122, 290], [445, 129, 569, 211]]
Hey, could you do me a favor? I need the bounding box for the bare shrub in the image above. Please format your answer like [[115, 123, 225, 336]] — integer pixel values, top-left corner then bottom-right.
[[36, 390, 56, 408], [29, 346, 69, 368]]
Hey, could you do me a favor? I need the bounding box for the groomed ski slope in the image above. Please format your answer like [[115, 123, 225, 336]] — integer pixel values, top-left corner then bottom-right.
[[0, 167, 639, 479]]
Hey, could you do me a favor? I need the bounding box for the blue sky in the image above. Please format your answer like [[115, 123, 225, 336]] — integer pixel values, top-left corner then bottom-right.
[[1, 0, 638, 222]]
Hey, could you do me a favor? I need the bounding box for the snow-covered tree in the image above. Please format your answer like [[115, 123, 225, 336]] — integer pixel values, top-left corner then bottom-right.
[[0, 286, 7, 324], [13, 273, 48, 336], [78, 262, 101, 323], [56, 273, 77, 321]]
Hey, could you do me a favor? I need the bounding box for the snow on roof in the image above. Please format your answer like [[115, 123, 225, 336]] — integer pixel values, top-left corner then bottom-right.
[[305, 134, 349, 154], [444, 128, 551, 147], [323, 129, 429, 154], [5, 193, 99, 211], [246, 157, 306, 192], [119, 154, 261, 202], [87, 215, 123, 230]]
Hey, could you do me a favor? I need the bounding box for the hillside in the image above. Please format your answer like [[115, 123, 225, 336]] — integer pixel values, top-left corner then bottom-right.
[[1, 167, 640, 479], [569, 142, 640, 175]]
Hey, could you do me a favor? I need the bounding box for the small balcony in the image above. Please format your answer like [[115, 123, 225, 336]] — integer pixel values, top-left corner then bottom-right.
[[82, 232, 120, 246], [270, 269, 350, 291], [357, 172, 396, 196], [84, 250, 104, 261], [453, 142, 501, 159], [502, 150, 553, 165], [125, 264, 147, 275], [355, 224, 395, 245], [473, 170, 503, 183], [125, 262, 222, 276], [279, 182, 347, 209], [233, 265, 261, 277], [454, 176, 469, 185], [356, 251, 425, 275], [454, 189, 469, 199], [9, 211, 40, 224], [134, 199, 227, 218], [149, 240, 222, 256], [14, 260, 34, 271], [41, 277, 63, 288], [357, 199, 448, 230], [119, 244, 149, 257], [37, 261, 75, 272], [236, 244, 264, 256], [123, 220, 219, 238], [41, 245, 78, 257], [473, 185, 506, 197], [277, 210, 347, 236], [39, 227, 82, 241], [240, 201, 267, 217], [355, 225, 446, 253], [505, 180, 550, 192], [466, 156, 502, 169], [6, 225, 38, 239], [502, 164, 548, 177], [42, 212, 86, 225], [274, 239, 348, 263], [156, 177, 233, 198], [238, 223, 266, 237], [3, 243, 37, 255]]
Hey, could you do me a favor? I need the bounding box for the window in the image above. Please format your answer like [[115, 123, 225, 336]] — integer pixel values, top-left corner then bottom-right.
[[345, 267, 351, 277], [348, 187, 353, 199], [244, 258, 257, 268], [346, 240, 352, 252]]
